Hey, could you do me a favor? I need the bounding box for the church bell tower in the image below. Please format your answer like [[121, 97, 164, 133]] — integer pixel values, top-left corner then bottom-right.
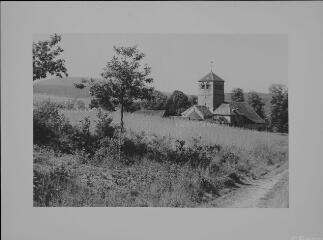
[[197, 62, 225, 111]]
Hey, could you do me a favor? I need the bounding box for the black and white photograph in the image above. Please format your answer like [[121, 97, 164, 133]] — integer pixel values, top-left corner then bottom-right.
[[33, 33, 289, 207], [2, 2, 323, 240]]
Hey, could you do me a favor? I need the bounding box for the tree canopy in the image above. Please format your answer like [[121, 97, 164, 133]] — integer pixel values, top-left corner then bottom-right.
[[231, 88, 245, 102], [141, 90, 168, 110], [164, 90, 190, 116], [33, 34, 68, 81], [269, 84, 288, 133], [247, 91, 266, 120]]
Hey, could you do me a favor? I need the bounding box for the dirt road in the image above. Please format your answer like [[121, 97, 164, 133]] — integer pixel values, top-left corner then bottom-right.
[[207, 163, 289, 208]]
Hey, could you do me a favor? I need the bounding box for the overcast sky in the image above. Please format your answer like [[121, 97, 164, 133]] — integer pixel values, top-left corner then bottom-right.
[[34, 34, 287, 94]]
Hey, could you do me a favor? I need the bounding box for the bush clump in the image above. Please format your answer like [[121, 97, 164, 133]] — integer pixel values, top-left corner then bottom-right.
[[33, 101, 73, 151], [34, 101, 116, 155], [122, 133, 222, 169]]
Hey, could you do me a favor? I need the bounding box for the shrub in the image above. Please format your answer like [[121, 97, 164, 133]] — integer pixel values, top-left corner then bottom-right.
[[34, 102, 118, 155], [64, 99, 76, 110], [122, 132, 221, 169], [121, 131, 147, 157], [67, 117, 98, 155], [95, 109, 115, 139], [34, 159, 74, 206], [33, 150, 103, 207], [76, 100, 86, 110], [89, 99, 99, 109], [33, 101, 73, 150], [92, 137, 120, 166]]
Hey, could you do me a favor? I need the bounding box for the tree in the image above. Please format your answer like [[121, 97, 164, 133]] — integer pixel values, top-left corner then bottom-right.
[[74, 78, 88, 89], [247, 91, 266, 119], [80, 46, 153, 131], [141, 90, 167, 110], [164, 90, 190, 116], [269, 84, 288, 133], [33, 34, 68, 81], [231, 88, 245, 102], [88, 79, 115, 111]]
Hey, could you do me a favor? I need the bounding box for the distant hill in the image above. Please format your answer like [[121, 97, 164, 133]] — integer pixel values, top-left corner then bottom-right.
[[33, 77, 272, 115], [33, 77, 175, 100], [33, 77, 91, 99]]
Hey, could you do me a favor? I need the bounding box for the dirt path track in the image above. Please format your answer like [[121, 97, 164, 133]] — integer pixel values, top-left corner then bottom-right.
[[207, 164, 289, 208]]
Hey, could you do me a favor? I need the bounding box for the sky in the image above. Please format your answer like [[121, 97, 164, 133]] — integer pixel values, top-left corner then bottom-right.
[[34, 34, 288, 95]]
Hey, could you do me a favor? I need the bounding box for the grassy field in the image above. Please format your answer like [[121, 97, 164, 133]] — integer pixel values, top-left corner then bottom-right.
[[33, 94, 287, 207], [33, 90, 280, 152], [62, 109, 287, 152], [34, 93, 91, 105], [34, 91, 285, 156], [61, 108, 288, 181]]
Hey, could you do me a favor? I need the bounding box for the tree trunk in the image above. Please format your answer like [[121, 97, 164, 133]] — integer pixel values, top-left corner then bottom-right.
[[120, 103, 124, 132], [118, 103, 124, 162]]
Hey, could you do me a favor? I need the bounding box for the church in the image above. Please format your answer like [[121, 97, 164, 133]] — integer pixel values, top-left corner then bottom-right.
[[181, 70, 266, 130]]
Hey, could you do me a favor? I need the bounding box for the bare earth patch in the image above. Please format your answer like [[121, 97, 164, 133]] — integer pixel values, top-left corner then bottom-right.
[[205, 162, 289, 208]]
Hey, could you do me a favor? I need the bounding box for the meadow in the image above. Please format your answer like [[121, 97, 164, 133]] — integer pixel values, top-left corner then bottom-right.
[[33, 96, 288, 207], [63, 109, 287, 151], [33, 93, 91, 106]]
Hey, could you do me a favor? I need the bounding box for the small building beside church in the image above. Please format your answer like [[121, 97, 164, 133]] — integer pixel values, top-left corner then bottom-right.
[[181, 70, 266, 130]]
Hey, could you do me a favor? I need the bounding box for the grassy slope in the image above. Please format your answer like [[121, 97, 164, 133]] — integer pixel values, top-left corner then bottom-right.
[[33, 93, 288, 207], [33, 77, 91, 98], [33, 108, 288, 207], [63, 109, 287, 150], [62, 108, 288, 181]]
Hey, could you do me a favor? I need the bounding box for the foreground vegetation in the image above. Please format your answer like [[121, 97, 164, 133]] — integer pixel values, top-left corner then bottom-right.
[[33, 100, 288, 207]]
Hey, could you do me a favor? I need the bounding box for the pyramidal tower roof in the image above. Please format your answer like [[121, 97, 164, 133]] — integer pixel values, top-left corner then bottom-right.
[[198, 71, 224, 82]]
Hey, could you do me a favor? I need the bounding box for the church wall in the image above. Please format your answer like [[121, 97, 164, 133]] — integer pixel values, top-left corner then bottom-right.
[[213, 81, 224, 110], [197, 81, 214, 109]]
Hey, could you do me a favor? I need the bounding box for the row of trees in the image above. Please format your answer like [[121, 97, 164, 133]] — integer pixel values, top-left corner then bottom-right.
[[33, 34, 288, 133], [231, 87, 288, 133]]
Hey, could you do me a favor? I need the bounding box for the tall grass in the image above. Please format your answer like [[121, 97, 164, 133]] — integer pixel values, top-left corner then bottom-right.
[[34, 104, 288, 207], [62, 109, 288, 152], [34, 93, 91, 108]]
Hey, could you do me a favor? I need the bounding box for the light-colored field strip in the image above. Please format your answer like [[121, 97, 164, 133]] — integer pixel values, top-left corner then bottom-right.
[[61, 109, 288, 151]]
